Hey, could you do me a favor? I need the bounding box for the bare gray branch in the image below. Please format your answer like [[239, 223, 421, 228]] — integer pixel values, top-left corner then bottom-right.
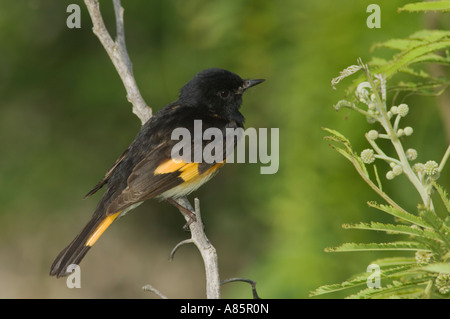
[[84, 0, 152, 124]]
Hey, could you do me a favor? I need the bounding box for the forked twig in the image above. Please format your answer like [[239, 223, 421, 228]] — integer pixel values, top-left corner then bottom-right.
[[172, 197, 221, 299], [84, 0, 152, 124]]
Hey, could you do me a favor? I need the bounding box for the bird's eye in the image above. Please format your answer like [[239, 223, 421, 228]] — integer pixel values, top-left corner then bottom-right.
[[218, 90, 230, 98]]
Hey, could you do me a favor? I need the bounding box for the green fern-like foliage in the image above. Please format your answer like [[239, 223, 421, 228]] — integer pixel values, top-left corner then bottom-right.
[[313, 2, 450, 299], [398, 1, 450, 13], [315, 124, 450, 298], [344, 29, 450, 96], [342, 2, 450, 97]]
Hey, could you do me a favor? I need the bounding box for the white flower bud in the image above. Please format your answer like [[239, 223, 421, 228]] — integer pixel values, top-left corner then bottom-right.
[[406, 149, 417, 161], [361, 149, 375, 164], [436, 273, 450, 295], [386, 171, 395, 180], [397, 104, 409, 117], [415, 250, 433, 266], [366, 115, 377, 124], [423, 160, 439, 176], [404, 126, 413, 136], [367, 130, 379, 140], [390, 106, 398, 114], [413, 163, 424, 174]]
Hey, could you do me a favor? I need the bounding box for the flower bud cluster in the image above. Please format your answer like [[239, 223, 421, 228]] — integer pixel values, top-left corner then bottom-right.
[[386, 162, 403, 180], [391, 104, 409, 117], [436, 273, 450, 295], [397, 126, 413, 137], [413, 160, 440, 180], [415, 250, 433, 266]]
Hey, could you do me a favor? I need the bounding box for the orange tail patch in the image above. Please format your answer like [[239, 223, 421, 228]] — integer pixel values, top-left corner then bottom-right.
[[85, 212, 121, 247]]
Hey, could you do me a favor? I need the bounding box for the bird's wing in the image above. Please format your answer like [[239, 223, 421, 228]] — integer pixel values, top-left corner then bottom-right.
[[103, 144, 224, 216]]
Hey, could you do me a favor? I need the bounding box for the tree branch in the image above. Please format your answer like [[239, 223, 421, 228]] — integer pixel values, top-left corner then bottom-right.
[[84, 0, 220, 298], [84, 0, 152, 124], [172, 197, 221, 299]]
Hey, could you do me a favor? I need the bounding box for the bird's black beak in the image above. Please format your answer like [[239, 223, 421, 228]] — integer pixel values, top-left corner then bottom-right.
[[238, 79, 265, 94], [244, 79, 265, 89]]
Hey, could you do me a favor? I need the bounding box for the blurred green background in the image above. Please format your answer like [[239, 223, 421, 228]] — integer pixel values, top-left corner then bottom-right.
[[0, 0, 448, 298]]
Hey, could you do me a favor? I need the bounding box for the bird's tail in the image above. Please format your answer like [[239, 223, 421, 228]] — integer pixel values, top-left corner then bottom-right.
[[49, 211, 120, 278]]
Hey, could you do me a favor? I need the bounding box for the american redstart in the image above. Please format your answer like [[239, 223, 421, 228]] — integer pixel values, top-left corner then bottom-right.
[[50, 68, 264, 277]]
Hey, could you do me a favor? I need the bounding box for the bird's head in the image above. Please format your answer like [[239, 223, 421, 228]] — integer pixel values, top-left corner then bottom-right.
[[179, 68, 264, 114]]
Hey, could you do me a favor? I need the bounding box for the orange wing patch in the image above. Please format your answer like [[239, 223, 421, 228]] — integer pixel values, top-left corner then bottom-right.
[[154, 158, 186, 175], [155, 159, 202, 182], [155, 159, 225, 182]]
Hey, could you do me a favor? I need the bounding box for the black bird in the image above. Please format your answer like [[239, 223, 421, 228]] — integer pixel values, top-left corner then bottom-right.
[[50, 68, 264, 277]]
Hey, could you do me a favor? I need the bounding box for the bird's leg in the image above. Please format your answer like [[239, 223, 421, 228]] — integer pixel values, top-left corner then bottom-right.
[[167, 198, 197, 231]]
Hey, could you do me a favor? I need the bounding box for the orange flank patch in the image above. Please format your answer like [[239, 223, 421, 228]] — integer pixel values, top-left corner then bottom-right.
[[85, 212, 121, 247], [156, 161, 225, 199], [179, 163, 200, 181], [155, 159, 225, 182], [175, 162, 225, 193]]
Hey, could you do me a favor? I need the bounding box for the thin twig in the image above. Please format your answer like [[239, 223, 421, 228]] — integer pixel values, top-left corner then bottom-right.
[[373, 165, 383, 191], [112, 0, 132, 71], [221, 278, 260, 299], [438, 145, 450, 173], [142, 284, 168, 299], [169, 239, 194, 261]]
